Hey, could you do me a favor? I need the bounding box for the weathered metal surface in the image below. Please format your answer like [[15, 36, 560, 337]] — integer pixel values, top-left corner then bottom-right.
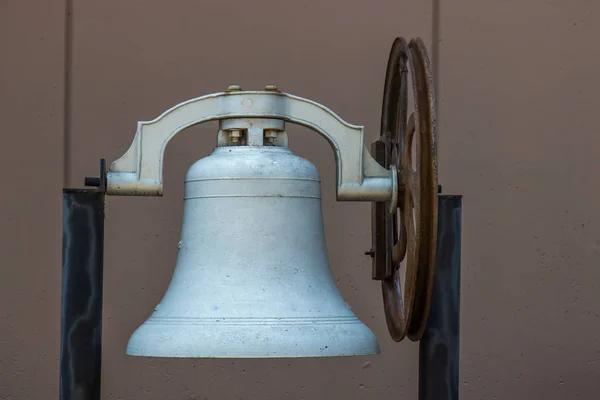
[[370, 139, 392, 280], [126, 143, 380, 358], [419, 195, 462, 400], [60, 189, 105, 400], [406, 38, 439, 341], [105, 90, 394, 202], [370, 37, 439, 342]]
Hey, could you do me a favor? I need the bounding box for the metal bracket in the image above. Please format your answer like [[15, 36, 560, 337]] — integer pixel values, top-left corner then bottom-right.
[[84, 159, 107, 192], [106, 90, 394, 202]]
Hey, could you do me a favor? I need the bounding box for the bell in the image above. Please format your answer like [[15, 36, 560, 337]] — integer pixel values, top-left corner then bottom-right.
[[126, 121, 380, 358]]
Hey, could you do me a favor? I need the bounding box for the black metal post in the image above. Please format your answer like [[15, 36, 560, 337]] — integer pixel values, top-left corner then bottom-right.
[[60, 189, 105, 400], [419, 195, 462, 400]]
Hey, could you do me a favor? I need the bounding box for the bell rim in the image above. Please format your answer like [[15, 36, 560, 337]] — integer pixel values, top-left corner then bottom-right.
[[125, 316, 380, 358]]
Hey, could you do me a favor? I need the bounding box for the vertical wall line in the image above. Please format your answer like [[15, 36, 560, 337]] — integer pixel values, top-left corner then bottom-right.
[[63, 0, 73, 187], [432, 0, 440, 153]]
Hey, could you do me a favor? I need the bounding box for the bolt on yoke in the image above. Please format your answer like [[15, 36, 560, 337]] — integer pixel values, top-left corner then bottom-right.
[[106, 85, 397, 205], [217, 117, 288, 147]]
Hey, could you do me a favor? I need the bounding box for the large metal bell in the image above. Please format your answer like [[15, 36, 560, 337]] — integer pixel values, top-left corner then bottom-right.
[[126, 128, 379, 358]]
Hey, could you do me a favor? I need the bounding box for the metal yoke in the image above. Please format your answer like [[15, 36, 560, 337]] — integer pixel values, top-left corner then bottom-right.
[[105, 90, 397, 206]]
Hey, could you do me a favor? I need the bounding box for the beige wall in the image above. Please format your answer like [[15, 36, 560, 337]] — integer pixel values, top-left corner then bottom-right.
[[0, 1, 65, 396], [1, 1, 599, 399], [440, 1, 600, 398]]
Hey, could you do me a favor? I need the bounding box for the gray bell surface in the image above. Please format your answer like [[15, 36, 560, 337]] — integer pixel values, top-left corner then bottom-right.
[[126, 125, 380, 358]]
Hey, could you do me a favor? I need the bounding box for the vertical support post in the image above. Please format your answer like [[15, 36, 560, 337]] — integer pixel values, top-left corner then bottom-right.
[[60, 189, 105, 400], [419, 195, 462, 400]]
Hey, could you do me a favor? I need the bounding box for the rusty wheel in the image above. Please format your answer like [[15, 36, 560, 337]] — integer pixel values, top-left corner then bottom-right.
[[370, 37, 438, 342]]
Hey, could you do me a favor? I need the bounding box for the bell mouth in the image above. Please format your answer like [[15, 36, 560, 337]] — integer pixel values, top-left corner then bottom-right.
[[126, 315, 380, 358]]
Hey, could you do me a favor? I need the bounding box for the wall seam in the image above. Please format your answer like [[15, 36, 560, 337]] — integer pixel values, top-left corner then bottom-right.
[[432, 0, 440, 150], [62, 0, 73, 187]]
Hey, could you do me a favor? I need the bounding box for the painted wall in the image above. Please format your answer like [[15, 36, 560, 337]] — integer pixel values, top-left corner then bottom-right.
[[1, 1, 599, 399]]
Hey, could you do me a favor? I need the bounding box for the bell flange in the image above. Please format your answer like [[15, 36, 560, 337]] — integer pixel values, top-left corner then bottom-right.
[[126, 316, 378, 358]]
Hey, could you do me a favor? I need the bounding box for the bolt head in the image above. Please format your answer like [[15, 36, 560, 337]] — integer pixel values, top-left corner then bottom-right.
[[226, 85, 242, 92], [264, 85, 279, 92]]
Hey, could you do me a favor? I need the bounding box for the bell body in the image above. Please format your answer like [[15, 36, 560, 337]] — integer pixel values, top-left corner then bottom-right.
[[126, 144, 379, 358]]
